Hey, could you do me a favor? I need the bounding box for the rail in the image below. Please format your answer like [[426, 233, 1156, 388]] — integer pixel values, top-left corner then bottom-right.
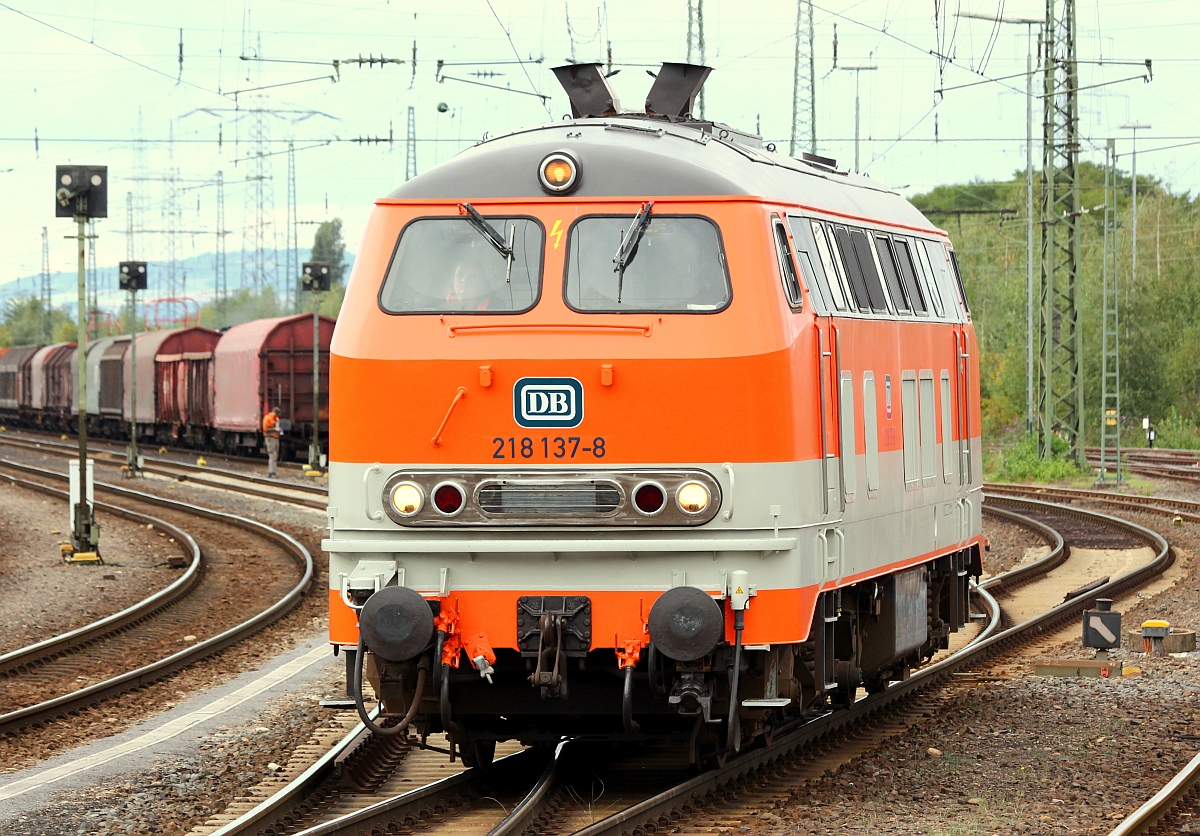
[[0, 458, 313, 736]]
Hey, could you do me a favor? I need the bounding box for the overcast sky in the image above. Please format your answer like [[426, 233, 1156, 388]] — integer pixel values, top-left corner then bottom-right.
[[0, 0, 1193, 302]]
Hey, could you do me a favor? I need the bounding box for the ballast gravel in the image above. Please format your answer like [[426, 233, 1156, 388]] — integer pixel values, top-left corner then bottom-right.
[[2, 458, 1200, 835]]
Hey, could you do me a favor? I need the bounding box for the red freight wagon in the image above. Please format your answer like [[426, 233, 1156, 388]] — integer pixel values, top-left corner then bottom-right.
[[126, 327, 221, 446], [212, 313, 334, 458], [30, 343, 75, 421], [98, 337, 130, 428], [0, 345, 33, 413], [86, 335, 129, 435], [44, 342, 78, 422]]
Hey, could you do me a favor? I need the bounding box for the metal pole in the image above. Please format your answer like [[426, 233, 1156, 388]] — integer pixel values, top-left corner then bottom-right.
[[956, 12, 1041, 434], [853, 72, 861, 171], [1120, 123, 1150, 291], [1131, 131, 1137, 289], [310, 291, 321, 470], [128, 287, 140, 475], [74, 214, 95, 554], [1131, 131, 1138, 288], [1025, 24, 1035, 434], [840, 65, 877, 171]]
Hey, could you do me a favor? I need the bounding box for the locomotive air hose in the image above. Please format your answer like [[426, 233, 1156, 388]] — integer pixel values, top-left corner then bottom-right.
[[725, 609, 745, 754], [353, 633, 428, 736]]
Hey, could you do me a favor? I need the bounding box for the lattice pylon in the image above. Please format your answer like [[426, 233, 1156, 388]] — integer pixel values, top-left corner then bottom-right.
[[686, 0, 706, 119], [790, 0, 816, 156], [1037, 0, 1083, 463]]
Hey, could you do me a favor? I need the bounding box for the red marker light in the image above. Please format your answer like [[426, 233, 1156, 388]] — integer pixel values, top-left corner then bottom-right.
[[433, 482, 466, 516], [633, 482, 666, 515]]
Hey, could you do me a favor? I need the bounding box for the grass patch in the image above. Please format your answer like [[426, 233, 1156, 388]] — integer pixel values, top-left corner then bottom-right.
[[985, 432, 1088, 484]]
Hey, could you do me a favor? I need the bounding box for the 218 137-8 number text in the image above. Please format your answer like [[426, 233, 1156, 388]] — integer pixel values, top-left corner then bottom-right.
[[492, 436, 606, 459]]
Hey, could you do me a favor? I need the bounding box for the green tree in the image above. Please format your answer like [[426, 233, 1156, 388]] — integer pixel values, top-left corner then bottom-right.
[[311, 218, 347, 285], [911, 160, 1200, 451], [299, 218, 347, 319], [0, 296, 73, 346], [198, 286, 284, 330]]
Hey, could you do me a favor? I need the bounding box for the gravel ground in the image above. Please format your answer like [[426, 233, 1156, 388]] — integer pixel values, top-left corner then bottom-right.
[[3, 460, 1200, 835], [739, 479, 1200, 835], [981, 514, 1050, 578], [2, 660, 347, 836], [0, 479, 186, 655]]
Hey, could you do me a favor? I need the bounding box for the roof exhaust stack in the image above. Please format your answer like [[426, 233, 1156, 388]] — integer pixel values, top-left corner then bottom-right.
[[552, 63, 621, 118], [645, 62, 712, 120]]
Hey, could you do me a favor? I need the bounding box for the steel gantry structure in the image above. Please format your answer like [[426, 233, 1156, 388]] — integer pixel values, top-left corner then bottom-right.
[[1038, 0, 1082, 463]]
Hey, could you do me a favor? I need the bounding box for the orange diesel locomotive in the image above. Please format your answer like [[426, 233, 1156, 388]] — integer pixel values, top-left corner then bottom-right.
[[325, 63, 982, 766]]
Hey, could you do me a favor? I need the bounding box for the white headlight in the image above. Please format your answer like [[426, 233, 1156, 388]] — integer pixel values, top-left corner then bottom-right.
[[390, 482, 424, 516], [676, 482, 710, 514]]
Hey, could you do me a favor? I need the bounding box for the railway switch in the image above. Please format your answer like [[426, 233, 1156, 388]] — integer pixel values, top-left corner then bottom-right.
[[1082, 599, 1121, 655]]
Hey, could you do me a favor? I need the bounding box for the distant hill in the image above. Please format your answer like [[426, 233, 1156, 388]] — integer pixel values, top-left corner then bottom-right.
[[0, 248, 353, 314]]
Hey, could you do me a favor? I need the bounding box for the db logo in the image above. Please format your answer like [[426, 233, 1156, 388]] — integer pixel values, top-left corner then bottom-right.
[[513, 377, 584, 429]]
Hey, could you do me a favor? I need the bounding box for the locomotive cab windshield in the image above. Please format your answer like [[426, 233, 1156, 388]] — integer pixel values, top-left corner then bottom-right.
[[565, 214, 730, 312], [379, 215, 544, 314]]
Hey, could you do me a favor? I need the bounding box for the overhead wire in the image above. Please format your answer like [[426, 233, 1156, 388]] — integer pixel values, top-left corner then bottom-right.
[[483, 0, 551, 117], [0, 2, 225, 99]]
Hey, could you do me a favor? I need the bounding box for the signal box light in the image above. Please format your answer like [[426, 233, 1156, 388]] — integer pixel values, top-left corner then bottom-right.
[[55, 165, 108, 219], [119, 261, 148, 291], [302, 261, 332, 292]]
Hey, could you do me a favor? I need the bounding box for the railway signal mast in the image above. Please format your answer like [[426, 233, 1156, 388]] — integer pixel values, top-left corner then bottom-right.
[[301, 261, 330, 473], [55, 163, 107, 562], [119, 261, 148, 478]]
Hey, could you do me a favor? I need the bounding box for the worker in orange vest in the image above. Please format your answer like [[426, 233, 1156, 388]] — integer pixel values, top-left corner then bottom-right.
[[263, 406, 282, 478]]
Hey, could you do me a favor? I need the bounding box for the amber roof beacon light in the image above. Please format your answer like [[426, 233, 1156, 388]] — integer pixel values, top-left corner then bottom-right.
[[539, 151, 580, 194]]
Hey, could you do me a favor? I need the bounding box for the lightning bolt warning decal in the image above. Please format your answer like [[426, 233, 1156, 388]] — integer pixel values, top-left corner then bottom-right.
[[550, 219, 564, 249]]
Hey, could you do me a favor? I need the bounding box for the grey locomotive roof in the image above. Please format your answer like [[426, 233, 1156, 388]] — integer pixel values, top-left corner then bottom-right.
[[387, 116, 939, 233]]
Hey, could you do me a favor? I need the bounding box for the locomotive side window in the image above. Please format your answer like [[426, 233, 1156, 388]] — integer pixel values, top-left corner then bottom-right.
[[378, 216, 543, 314], [913, 240, 946, 317], [796, 251, 825, 312], [947, 249, 972, 316], [831, 227, 871, 312], [772, 219, 803, 310], [891, 239, 928, 314], [783, 217, 827, 312], [874, 236, 911, 314], [563, 215, 730, 313], [849, 229, 889, 313], [807, 221, 849, 311]]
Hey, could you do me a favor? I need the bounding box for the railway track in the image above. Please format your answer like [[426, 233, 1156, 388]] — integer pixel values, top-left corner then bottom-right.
[[0, 458, 313, 739], [987, 483, 1200, 835], [1085, 445, 1200, 486], [196, 492, 1168, 836], [1109, 750, 1200, 835], [3, 468, 1184, 834], [0, 432, 325, 509], [0, 425, 314, 474]]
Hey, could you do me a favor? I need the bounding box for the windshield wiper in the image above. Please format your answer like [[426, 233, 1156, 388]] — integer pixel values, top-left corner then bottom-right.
[[460, 202, 513, 260], [612, 201, 654, 303]]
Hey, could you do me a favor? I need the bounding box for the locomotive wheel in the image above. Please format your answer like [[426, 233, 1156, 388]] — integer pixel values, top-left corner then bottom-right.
[[688, 719, 727, 770], [863, 675, 890, 695], [832, 661, 862, 709], [459, 738, 496, 770]]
